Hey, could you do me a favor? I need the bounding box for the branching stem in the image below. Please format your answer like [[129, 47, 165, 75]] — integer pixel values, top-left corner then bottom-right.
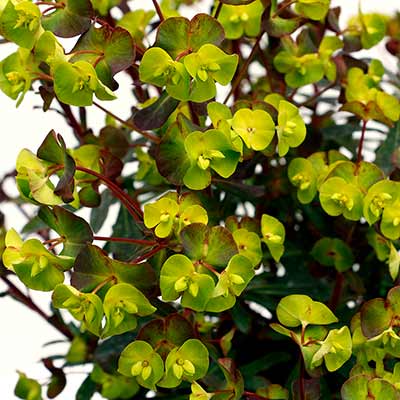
[[92, 101, 160, 144], [75, 165, 143, 221], [93, 235, 157, 246], [224, 33, 264, 104], [151, 0, 164, 22], [1, 275, 73, 339], [356, 119, 368, 167], [92, 275, 116, 294]]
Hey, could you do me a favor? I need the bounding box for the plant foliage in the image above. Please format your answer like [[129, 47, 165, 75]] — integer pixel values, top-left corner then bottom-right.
[[1, 0, 400, 399]]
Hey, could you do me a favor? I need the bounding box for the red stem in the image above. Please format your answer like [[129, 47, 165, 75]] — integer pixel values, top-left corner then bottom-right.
[[152, 0, 164, 22], [329, 272, 344, 311], [299, 355, 306, 400], [243, 392, 268, 400], [130, 245, 165, 264], [1, 276, 73, 339], [92, 101, 160, 144], [223, 33, 263, 104], [58, 101, 85, 144], [75, 165, 143, 221], [213, 2, 223, 19], [356, 119, 368, 167], [93, 235, 157, 246]]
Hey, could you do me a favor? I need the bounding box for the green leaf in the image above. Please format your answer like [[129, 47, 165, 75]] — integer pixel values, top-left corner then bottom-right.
[[159, 339, 209, 388], [295, 0, 330, 21], [70, 26, 135, 90], [117, 9, 155, 41], [39, 206, 93, 257], [216, 358, 244, 400], [71, 244, 156, 296], [155, 13, 224, 59], [232, 228, 262, 267], [342, 376, 400, 400], [42, 0, 93, 38], [137, 314, 195, 360], [180, 223, 238, 268], [118, 340, 164, 390], [311, 237, 354, 272], [15, 372, 42, 400], [156, 121, 191, 185], [90, 365, 139, 399], [360, 298, 392, 338], [102, 283, 156, 338], [105, 204, 148, 262], [133, 91, 179, 130], [375, 122, 400, 173], [276, 294, 338, 328]]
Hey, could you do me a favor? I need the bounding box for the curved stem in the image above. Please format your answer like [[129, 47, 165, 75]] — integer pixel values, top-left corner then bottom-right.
[[92, 101, 160, 144], [93, 235, 157, 246], [152, 0, 164, 22], [130, 244, 166, 264], [272, 0, 297, 18], [356, 119, 368, 167], [75, 165, 143, 221], [224, 33, 264, 104], [1, 275, 73, 339], [92, 275, 116, 294]]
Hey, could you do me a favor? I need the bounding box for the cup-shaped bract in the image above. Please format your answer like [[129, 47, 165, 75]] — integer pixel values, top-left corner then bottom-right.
[[144, 197, 179, 238], [102, 283, 157, 338], [53, 60, 116, 107], [288, 157, 318, 204], [311, 326, 353, 372], [218, 0, 264, 40], [118, 340, 164, 390], [1, 1, 43, 49], [52, 284, 104, 336], [160, 254, 215, 311], [276, 294, 338, 328], [319, 177, 364, 221], [363, 180, 400, 225], [159, 339, 209, 388], [139, 47, 190, 101], [232, 108, 275, 151], [294, 0, 330, 21], [276, 101, 307, 157], [183, 44, 238, 102], [2, 229, 72, 291], [183, 129, 240, 190], [261, 214, 285, 262]]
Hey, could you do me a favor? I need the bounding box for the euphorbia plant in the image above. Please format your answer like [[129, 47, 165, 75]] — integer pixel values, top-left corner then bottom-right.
[[1, 0, 400, 399]]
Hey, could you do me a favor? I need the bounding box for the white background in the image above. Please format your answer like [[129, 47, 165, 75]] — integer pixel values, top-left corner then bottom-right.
[[0, 0, 399, 398]]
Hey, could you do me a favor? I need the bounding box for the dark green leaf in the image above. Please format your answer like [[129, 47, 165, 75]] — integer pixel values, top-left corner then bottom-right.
[[133, 91, 179, 130], [155, 14, 224, 59]]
